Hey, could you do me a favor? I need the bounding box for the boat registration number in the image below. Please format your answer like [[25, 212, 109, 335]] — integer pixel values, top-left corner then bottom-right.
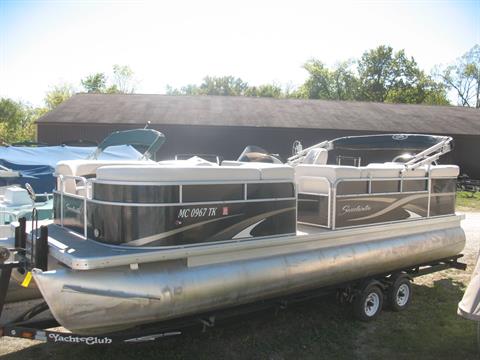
[[178, 207, 218, 218]]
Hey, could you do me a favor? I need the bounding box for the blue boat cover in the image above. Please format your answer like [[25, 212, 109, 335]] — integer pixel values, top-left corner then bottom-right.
[[0, 145, 141, 194]]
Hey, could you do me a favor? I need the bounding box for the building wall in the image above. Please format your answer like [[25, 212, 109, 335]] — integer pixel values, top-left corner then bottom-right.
[[37, 123, 479, 178]]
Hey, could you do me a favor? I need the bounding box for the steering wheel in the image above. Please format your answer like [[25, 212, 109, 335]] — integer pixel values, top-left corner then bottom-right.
[[25, 183, 36, 201]]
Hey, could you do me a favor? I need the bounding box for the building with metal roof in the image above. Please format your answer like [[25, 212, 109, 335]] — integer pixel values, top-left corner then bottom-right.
[[37, 94, 480, 177]]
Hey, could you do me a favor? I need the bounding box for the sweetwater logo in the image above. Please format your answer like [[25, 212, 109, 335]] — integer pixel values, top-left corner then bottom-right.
[[340, 204, 372, 216], [48, 333, 113, 345]]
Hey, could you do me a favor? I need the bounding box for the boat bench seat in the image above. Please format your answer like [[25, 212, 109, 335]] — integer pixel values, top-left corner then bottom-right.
[[363, 163, 427, 178], [296, 165, 361, 194], [296, 163, 459, 195], [96, 163, 294, 182], [56, 160, 154, 194], [429, 165, 459, 178]]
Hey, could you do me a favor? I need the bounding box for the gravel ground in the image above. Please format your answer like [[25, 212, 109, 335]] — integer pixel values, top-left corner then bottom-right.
[[0, 213, 479, 358]]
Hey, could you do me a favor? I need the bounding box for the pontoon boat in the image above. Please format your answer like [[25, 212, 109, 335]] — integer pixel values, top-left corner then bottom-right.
[[0, 133, 465, 335]]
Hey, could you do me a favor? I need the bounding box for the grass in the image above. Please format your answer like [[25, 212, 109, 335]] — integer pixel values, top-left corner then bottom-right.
[[456, 191, 480, 211]]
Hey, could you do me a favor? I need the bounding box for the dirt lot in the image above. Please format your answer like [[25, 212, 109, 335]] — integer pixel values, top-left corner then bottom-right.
[[1, 213, 479, 360]]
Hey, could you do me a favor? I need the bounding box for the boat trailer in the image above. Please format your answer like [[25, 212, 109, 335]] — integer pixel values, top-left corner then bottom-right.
[[0, 218, 467, 345]]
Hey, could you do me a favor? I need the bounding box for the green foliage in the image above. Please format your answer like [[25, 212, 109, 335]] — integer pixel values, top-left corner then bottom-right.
[[357, 46, 419, 102], [297, 45, 449, 105], [167, 76, 285, 98], [199, 76, 248, 96], [244, 83, 283, 98], [80, 65, 135, 94], [81, 73, 107, 93], [44, 84, 74, 110], [435, 44, 480, 107], [297, 60, 359, 100], [0, 98, 38, 143]]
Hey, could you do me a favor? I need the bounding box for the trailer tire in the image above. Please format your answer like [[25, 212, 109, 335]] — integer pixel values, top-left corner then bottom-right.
[[353, 284, 383, 321], [388, 276, 412, 312]]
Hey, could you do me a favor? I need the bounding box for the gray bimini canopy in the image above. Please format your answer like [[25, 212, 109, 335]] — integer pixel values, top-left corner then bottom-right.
[[288, 133, 453, 168], [328, 134, 452, 152], [90, 129, 165, 160]]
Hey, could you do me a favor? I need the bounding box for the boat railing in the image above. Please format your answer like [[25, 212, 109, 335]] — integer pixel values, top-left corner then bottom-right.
[[56, 174, 89, 239], [55, 175, 297, 241], [404, 136, 452, 170], [296, 176, 331, 228], [331, 175, 432, 230], [298, 170, 457, 230]]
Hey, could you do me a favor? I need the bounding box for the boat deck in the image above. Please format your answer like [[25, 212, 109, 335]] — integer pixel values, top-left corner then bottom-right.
[[38, 215, 464, 270]]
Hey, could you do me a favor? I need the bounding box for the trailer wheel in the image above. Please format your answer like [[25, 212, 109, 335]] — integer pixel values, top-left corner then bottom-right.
[[388, 276, 412, 312], [353, 284, 383, 321]]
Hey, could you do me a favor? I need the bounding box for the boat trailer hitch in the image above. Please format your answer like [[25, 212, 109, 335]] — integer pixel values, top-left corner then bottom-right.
[[0, 216, 49, 320]]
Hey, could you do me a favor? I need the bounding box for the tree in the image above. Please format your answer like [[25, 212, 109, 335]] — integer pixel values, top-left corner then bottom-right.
[[166, 77, 286, 98], [199, 76, 248, 96], [112, 64, 135, 93], [385, 72, 449, 105], [296, 60, 333, 99], [357, 46, 424, 102], [0, 98, 37, 143], [435, 44, 480, 108], [81, 73, 107, 93], [166, 76, 247, 96], [296, 60, 359, 100], [244, 83, 283, 98], [44, 84, 74, 110]]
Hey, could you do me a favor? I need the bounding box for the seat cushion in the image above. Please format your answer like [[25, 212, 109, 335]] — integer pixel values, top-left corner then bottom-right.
[[429, 165, 459, 178], [96, 165, 262, 182], [296, 165, 361, 182], [365, 163, 426, 178], [236, 163, 294, 180], [56, 160, 153, 177], [295, 165, 361, 194], [303, 148, 328, 165], [361, 164, 404, 178], [157, 156, 217, 166]]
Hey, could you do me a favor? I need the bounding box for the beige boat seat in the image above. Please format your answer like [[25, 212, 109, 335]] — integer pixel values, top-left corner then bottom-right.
[[295, 165, 361, 194], [96, 164, 294, 183], [429, 165, 459, 178], [364, 163, 427, 178], [303, 148, 328, 165], [157, 156, 217, 166], [219, 161, 294, 180], [56, 160, 154, 194], [96, 165, 259, 182]]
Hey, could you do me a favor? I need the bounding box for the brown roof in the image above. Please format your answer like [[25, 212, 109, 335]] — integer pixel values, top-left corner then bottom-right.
[[37, 93, 480, 135]]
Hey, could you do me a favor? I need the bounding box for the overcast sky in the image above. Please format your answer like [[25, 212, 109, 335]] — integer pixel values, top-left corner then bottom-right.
[[1, 0, 479, 106]]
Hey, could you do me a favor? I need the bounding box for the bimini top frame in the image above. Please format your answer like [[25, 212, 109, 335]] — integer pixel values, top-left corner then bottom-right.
[[288, 134, 453, 168], [89, 129, 166, 161]]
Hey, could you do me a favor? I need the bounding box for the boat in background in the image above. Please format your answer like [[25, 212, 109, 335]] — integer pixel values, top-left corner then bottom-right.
[[0, 129, 164, 225]]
